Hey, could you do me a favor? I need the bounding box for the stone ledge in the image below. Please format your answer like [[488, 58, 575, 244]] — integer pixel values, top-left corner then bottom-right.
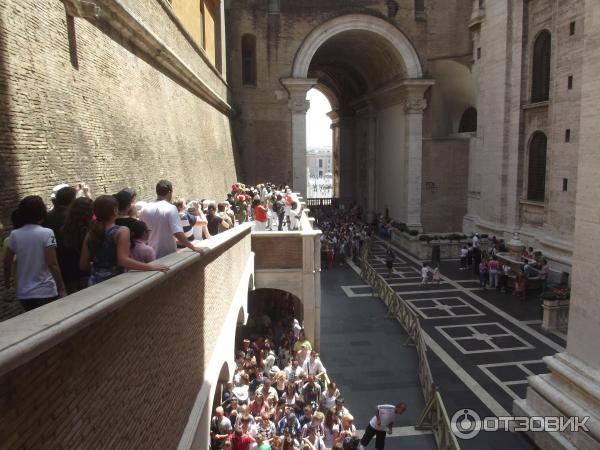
[[0, 223, 252, 377]]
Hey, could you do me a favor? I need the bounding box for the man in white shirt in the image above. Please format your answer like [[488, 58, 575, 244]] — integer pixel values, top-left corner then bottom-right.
[[140, 180, 204, 259], [360, 402, 407, 449], [472, 233, 480, 249], [303, 351, 327, 380]]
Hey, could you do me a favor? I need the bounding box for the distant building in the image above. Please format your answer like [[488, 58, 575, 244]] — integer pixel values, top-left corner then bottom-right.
[[306, 147, 332, 179]]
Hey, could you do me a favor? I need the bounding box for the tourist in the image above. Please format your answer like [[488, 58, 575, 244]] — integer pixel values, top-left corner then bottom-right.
[[282, 382, 299, 407], [140, 180, 203, 258], [322, 408, 340, 448], [129, 220, 156, 263], [299, 405, 314, 428], [320, 382, 340, 411], [472, 233, 480, 249], [43, 185, 77, 234], [420, 262, 429, 287], [294, 329, 312, 352], [478, 258, 488, 289], [114, 188, 138, 229], [174, 199, 205, 245], [80, 195, 169, 286], [3, 196, 67, 311], [219, 202, 235, 232], [302, 424, 326, 450], [302, 351, 327, 382], [253, 199, 268, 232], [207, 203, 230, 236], [274, 194, 286, 231], [466, 243, 473, 268], [257, 412, 276, 440], [273, 370, 287, 398], [488, 256, 499, 289], [255, 434, 272, 450], [211, 406, 233, 450], [334, 398, 349, 419], [431, 264, 441, 284], [289, 201, 301, 231], [472, 244, 481, 276], [57, 197, 93, 293], [231, 426, 255, 450], [459, 245, 468, 270], [515, 271, 526, 300], [360, 402, 407, 450], [338, 414, 357, 440], [385, 246, 394, 277], [277, 412, 301, 439]]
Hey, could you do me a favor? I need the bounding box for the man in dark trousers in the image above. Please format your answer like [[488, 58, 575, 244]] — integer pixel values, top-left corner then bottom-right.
[[360, 402, 407, 450]]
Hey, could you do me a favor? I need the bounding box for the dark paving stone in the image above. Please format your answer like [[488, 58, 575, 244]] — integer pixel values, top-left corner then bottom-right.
[[486, 364, 529, 382]]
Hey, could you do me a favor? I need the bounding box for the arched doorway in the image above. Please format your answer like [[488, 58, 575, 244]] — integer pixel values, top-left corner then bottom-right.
[[306, 88, 334, 198], [282, 14, 431, 229], [236, 288, 304, 348]]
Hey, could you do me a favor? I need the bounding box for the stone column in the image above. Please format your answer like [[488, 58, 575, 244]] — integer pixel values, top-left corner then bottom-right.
[[514, 3, 600, 448], [402, 82, 431, 231], [328, 109, 356, 200], [328, 110, 341, 198], [281, 78, 318, 197], [366, 106, 378, 216]]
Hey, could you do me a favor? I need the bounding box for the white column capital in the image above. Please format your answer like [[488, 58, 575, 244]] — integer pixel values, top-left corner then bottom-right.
[[281, 78, 318, 113]]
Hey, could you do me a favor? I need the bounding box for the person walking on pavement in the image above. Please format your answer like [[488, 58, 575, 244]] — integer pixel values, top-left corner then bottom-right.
[[360, 402, 407, 450]]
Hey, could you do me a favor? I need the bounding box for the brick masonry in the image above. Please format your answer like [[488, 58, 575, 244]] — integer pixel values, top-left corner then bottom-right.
[[0, 0, 237, 227]]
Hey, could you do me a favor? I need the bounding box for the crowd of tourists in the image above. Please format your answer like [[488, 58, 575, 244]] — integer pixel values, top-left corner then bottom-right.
[[311, 206, 372, 270], [212, 311, 405, 450], [458, 234, 550, 297], [0, 180, 306, 313]]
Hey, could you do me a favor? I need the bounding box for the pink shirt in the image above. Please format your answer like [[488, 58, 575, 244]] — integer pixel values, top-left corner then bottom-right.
[[488, 260, 499, 271], [130, 240, 156, 263]]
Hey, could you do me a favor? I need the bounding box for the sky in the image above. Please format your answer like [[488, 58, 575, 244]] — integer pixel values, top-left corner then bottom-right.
[[306, 89, 333, 149]]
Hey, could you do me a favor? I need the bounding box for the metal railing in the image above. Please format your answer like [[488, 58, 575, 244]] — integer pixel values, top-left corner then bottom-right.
[[360, 241, 460, 450]]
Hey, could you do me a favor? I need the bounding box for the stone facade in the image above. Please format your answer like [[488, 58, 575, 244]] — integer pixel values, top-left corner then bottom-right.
[[226, 0, 472, 231], [465, 0, 585, 270], [0, 0, 236, 229]]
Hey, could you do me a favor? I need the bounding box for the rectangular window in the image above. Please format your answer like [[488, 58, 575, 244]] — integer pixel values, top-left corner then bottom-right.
[[568, 75, 573, 90], [242, 34, 257, 86], [570, 22, 576, 36], [565, 129, 571, 142], [319, 159, 323, 168], [414, 0, 426, 20], [563, 179, 568, 192], [477, 48, 481, 60]]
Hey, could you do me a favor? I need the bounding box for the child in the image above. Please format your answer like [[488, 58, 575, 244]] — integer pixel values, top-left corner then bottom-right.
[[432, 264, 441, 284], [130, 220, 156, 263], [420, 263, 429, 287]]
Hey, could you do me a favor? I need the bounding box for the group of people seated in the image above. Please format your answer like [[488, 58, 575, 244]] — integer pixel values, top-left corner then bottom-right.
[[212, 318, 359, 450]]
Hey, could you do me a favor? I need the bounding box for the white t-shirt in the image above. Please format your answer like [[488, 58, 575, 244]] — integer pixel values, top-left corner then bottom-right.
[[139, 200, 183, 259], [303, 357, 326, 376], [8, 224, 58, 299], [369, 404, 396, 431], [421, 267, 429, 279]]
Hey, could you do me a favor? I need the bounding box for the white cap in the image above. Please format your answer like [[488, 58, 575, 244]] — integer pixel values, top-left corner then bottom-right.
[[135, 201, 147, 212], [50, 183, 70, 199]]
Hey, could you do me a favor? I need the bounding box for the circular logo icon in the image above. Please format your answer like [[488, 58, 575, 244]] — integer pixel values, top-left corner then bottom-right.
[[451, 408, 481, 440]]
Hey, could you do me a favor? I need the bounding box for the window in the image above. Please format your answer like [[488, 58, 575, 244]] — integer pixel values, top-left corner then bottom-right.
[[563, 178, 568, 192], [568, 75, 573, 90], [415, 0, 426, 20], [527, 132, 548, 202], [319, 159, 323, 168], [268, 0, 280, 13], [458, 107, 478, 133], [531, 31, 551, 102], [477, 47, 481, 60], [241, 34, 257, 86], [565, 129, 571, 142], [570, 22, 576, 36], [319, 171, 323, 177]]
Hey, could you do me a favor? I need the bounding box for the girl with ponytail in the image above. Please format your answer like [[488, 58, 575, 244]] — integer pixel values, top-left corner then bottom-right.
[[80, 195, 168, 285]]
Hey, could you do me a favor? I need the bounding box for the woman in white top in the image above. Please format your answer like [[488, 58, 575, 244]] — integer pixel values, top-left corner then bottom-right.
[[320, 382, 340, 411], [4, 196, 66, 311], [282, 382, 298, 406]]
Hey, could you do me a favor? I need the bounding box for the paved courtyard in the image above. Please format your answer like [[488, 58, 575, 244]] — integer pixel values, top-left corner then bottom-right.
[[320, 239, 566, 449]]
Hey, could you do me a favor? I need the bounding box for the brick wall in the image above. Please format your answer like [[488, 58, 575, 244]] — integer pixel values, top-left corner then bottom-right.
[[0, 228, 251, 448], [0, 0, 237, 228]]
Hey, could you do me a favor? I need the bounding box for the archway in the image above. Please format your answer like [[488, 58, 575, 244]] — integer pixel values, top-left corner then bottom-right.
[[306, 88, 334, 199], [282, 14, 431, 229]]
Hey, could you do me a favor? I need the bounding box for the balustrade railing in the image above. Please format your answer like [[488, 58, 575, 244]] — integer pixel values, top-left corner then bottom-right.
[[360, 241, 460, 450]]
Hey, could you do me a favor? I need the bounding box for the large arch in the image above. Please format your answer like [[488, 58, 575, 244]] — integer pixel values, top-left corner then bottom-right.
[[292, 14, 423, 79], [284, 14, 431, 231]]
